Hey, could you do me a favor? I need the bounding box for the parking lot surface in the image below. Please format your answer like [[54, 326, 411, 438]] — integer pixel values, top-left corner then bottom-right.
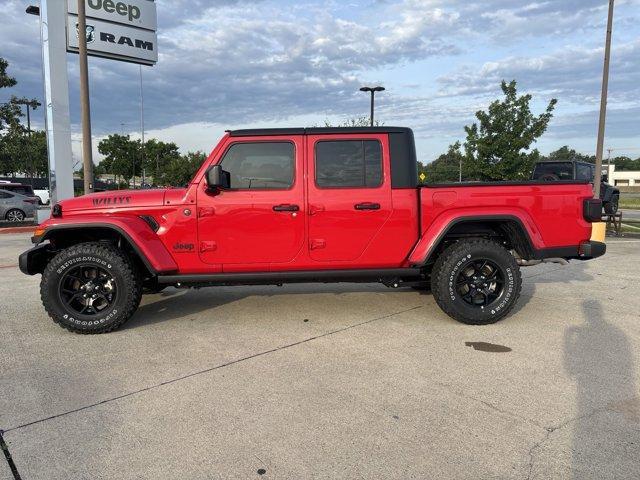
[[1, 233, 639, 479]]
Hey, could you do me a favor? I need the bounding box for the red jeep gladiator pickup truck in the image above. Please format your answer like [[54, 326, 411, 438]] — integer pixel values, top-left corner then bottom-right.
[[19, 127, 605, 334]]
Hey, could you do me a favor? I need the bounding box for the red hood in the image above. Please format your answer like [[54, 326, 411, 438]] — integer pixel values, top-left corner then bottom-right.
[[59, 189, 167, 212]]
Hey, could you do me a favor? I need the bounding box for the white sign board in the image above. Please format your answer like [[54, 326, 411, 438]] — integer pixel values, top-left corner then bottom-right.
[[67, 0, 157, 31], [66, 15, 158, 65]]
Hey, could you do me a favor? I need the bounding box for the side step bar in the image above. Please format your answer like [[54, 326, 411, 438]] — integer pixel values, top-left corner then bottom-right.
[[157, 268, 422, 286]]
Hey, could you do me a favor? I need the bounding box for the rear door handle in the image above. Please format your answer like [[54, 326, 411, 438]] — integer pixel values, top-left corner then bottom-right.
[[354, 202, 381, 210], [273, 204, 300, 212]]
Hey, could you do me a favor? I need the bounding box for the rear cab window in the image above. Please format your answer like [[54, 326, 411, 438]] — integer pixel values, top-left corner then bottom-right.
[[315, 140, 382, 188]]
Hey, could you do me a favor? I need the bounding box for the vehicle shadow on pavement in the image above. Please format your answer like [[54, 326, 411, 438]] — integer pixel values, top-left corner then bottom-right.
[[127, 283, 400, 330], [563, 299, 640, 479]]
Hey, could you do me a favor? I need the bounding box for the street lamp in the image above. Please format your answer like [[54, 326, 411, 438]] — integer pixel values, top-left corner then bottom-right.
[[359, 86, 385, 127]]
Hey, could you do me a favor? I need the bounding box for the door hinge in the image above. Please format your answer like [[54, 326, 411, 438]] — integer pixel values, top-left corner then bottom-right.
[[310, 239, 326, 250], [199, 207, 215, 217], [309, 204, 325, 216], [200, 241, 217, 253]]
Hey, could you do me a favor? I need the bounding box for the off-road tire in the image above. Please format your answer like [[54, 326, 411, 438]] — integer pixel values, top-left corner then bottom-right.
[[40, 242, 142, 334], [431, 238, 522, 325], [603, 194, 619, 215]]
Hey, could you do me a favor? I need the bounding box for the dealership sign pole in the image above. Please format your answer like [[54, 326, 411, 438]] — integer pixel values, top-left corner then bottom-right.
[[77, 0, 94, 194], [39, 0, 75, 205], [34, 1, 158, 208]]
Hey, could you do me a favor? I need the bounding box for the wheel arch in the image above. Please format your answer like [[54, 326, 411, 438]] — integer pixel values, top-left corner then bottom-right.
[[29, 219, 178, 276], [411, 215, 538, 266]]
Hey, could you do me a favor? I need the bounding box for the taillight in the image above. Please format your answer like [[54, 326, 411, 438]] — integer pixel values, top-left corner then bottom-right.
[[583, 199, 602, 222], [23, 198, 38, 204]]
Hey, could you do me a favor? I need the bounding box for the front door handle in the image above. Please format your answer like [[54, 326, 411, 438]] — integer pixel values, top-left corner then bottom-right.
[[354, 202, 381, 210], [273, 204, 300, 212]]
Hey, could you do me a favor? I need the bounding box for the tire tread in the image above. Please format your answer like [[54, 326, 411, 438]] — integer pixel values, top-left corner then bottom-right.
[[431, 238, 522, 325], [40, 242, 142, 334]]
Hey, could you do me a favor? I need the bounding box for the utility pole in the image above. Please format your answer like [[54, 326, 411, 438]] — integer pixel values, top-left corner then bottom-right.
[[359, 86, 385, 126], [139, 65, 145, 189], [594, 0, 615, 198], [77, 0, 93, 194]]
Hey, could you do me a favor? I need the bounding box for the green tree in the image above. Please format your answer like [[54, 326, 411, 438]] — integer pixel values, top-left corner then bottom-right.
[[545, 146, 595, 163], [141, 138, 181, 182], [1, 57, 45, 178], [160, 151, 205, 187], [463, 80, 557, 180], [316, 116, 384, 127], [0, 129, 48, 177], [421, 142, 464, 183], [97, 134, 141, 182]]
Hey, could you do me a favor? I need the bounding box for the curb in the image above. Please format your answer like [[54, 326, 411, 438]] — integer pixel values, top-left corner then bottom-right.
[[0, 226, 35, 234]]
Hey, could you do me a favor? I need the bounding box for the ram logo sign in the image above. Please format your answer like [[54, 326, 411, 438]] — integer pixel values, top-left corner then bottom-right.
[[66, 0, 157, 66]]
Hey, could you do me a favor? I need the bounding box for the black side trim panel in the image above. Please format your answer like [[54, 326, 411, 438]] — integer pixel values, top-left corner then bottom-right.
[[389, 131, 418, 188], [157, 268, 421, 285]]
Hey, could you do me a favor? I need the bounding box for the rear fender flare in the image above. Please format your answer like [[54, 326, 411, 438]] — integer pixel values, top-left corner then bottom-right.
[[409, 212, 542, 266]]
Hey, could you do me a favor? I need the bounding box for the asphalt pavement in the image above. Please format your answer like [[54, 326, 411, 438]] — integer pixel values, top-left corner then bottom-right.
[[1, 233, 639, 479]]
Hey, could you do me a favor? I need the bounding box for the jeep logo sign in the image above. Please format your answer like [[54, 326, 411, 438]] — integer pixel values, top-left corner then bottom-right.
[[67, 0, 157, 31], [66, 0, 157, 65], [89, 0, 141, 23]]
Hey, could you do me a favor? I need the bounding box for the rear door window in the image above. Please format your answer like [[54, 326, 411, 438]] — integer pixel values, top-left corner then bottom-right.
[[315, 140, 382, 188]]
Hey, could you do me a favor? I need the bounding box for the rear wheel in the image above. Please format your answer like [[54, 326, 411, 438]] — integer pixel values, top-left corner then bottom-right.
[[431, 239, 522, 325], [603, 194, 619, 215], [40, 242, 142, 334], [5, 209, 25, 222]]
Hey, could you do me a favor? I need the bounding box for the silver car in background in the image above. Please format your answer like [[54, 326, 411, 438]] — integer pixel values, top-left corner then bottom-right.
[[0, 189, 38, 222]]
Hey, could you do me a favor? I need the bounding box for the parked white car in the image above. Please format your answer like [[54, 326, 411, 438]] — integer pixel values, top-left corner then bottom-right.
[[34, 188, 50, 205]]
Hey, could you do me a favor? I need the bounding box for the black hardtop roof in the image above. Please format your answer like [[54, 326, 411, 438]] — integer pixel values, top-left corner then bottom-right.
[[228, 127, 412, 137]]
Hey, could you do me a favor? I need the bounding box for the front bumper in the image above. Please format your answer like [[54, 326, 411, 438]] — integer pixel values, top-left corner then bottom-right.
[[19, 243, 52, 275]]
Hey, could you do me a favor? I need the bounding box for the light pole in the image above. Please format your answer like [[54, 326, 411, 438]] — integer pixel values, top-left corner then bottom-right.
[[359, 86, 385, 126], [594, 0, 615, 198]]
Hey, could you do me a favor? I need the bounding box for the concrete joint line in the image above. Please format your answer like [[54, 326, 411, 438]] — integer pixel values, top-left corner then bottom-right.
[[525, 407, 608, 480], [0, 430, 22, 480], [2, 305, 422, 435]]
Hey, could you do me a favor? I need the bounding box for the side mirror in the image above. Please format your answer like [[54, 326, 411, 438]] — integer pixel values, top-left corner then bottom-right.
[[206, 165, 231, 190]]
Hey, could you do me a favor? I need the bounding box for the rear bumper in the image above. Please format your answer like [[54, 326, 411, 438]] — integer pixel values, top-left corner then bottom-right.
[[578, 241, 606, 260], [19, 243, 51, 275]]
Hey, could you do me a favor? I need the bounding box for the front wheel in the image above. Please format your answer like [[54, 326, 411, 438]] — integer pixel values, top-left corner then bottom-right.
[[431, 239, 522, 325], [40, 242, 142, 334]]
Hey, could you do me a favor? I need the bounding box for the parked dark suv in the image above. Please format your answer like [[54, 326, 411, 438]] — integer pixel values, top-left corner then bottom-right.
[[531, 160, 620, 214]]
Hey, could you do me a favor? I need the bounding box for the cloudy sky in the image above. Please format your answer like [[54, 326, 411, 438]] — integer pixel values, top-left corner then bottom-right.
[[1, 0, 639, 165]]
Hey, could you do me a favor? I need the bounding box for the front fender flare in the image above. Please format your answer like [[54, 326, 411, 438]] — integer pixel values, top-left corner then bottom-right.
[[33, 215, 178, 274]]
